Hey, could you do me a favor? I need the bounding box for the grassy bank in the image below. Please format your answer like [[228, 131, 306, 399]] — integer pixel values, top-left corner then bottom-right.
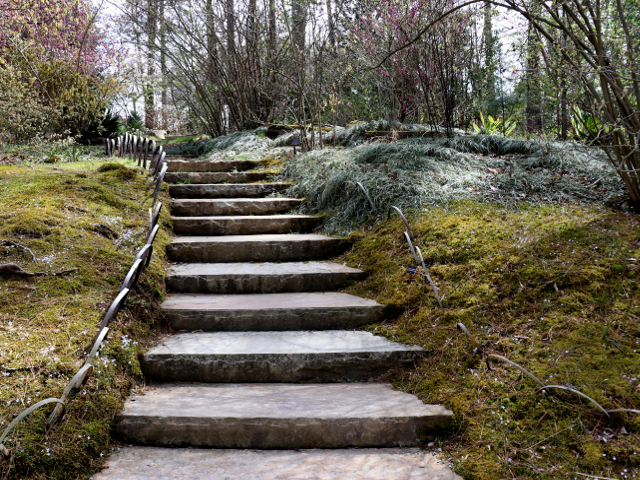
[[0, 159, 171, 479], [339, 201, 640, 479]]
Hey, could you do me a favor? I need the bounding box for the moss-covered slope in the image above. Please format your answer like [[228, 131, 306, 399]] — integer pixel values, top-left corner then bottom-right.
[[0, 160, 171, 480], [339, 201, 640, 479]]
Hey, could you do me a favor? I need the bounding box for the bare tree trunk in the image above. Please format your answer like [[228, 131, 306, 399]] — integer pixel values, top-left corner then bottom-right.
[[483, 1, 495, 103], [526, 21, 543, 134], [268, 0, 276, 52], [145, 0, 157, 129], [160, 0, 167, 127], [226, 0, 235, 54], [560, 7, 567, 140], [291, 0, 306, 77], [326, 0, 335, 48], [206, 0, 216, 77]]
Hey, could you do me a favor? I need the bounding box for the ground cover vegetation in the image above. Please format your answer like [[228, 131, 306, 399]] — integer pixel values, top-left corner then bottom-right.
[[0, 159, 171, 479]]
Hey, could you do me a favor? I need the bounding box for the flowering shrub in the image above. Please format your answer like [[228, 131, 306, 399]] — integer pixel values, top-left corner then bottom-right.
[[0, 0, 122, 142], [355, 0, 473, 129]]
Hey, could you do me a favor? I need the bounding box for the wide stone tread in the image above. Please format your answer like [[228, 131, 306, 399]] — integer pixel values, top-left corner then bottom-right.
[[92, 446, 462, 479], [166, 159, 262, 172], [167, 234, 345, 262], [172, 215, 319, 236], [165, 171, 270, 184], [115, 383, 452, 448], [166, 261, 365, 294], [170, 183, 290, 199], [171, 198, 301, 216], [141, 331, 422, 382], [162, 292, 384, 331]]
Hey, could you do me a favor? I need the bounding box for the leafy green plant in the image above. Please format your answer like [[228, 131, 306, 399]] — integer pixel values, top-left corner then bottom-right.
[[472, 111, 517, 136], [126, 112, 145, 132], [571, 106, 610, 140], [64, 144, 84, 162]]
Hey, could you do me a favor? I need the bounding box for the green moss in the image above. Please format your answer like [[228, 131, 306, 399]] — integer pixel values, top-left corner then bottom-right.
[[0, 160, 171, 479], [338, 200, 640, 479]]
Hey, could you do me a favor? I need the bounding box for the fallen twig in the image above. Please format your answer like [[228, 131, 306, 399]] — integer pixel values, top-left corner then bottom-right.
[[0, 240, 36, 262], [0, 263, 77, 277]]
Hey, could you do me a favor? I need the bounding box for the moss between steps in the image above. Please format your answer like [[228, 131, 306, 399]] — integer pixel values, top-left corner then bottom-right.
[[0, 159, 172, 480], [336, 201, 640, 479]]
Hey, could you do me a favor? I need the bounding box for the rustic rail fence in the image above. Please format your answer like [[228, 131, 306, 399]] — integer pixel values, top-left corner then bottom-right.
[[0, 133, 168, 456]]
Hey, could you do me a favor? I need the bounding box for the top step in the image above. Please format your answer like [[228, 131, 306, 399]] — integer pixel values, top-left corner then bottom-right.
[[166, 159, 263, 172]]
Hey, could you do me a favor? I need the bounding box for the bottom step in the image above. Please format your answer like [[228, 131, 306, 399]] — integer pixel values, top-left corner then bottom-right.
[[115, 383, 453, 449], [92, 446, 462, 479]]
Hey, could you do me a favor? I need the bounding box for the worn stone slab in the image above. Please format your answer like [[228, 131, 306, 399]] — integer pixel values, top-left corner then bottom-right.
[[141, 331, 422, 382], [166, 261, 365, 294], [162, 292, 384, 331], [167, 234, 345, 262], [165, 171, 270, 184], [115, 383, 453, 448], [172, 215, 319, 236], [92, 447, 462, 480], [171, 198, 301, 216], [165, 159, 262, 172], [169, 183, 290, 199]]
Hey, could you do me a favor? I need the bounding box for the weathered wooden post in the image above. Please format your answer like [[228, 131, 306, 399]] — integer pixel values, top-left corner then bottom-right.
[[132, 135, 138, 162], [143, 138, 149, 169], [148, 140, 157, 170]]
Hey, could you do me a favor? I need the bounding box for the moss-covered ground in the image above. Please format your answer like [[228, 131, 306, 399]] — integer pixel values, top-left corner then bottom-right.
[[338, 201, 640, 479], [0, 158, 171, 479]]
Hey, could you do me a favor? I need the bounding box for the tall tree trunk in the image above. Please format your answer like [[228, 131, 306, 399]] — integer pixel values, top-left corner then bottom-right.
[[145, 0, 157, 130], [206, 0, 216, 77], [526, 21, 543, 134], [291, 0, 306, 85], [159, 0, 167, 128], [326, 0, 335, 48], [248, 0, 257, 47], [226, 0, 235, 54], [560, 7, 567, 140], [483, 1, 495, 103], [268, 0, 276, 52]]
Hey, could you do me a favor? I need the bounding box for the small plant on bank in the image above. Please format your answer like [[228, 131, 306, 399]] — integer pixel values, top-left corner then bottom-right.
[[472, 111, 517, 136]]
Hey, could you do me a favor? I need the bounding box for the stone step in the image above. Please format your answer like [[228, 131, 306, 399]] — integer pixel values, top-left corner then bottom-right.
[[166, 158, 262, 172], [166, 261, 365, 294], [172, 198, 301, 216], [115, 383, 452, 448], [167, 234, 345, 262], [92, 447, 462, 479], [141, 331, 424, 383], [170, 183, 290, 199], [172, 215, 319, 236], [165, 171, 270, 184], [162, 292, 384, 331]]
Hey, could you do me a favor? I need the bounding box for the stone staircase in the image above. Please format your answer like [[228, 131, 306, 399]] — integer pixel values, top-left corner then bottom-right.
[[94, 156, 460, 479]]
